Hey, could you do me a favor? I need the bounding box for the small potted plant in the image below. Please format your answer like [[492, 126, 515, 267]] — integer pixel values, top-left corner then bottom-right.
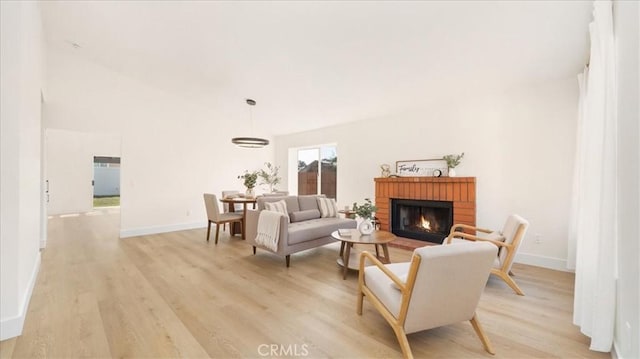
[[352, 198, 378, 235], [442, 152, 465, 177], [258, 162, 281, 192], [238, 170, 258, 197]]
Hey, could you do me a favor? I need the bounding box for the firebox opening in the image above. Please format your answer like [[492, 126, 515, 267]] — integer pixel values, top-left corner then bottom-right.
[[391, 199, 453, 244]]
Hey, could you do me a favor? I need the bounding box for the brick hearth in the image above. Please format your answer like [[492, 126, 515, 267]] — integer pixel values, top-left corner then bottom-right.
[[374, 177, 476, 248], [390, 236, 435, 250]]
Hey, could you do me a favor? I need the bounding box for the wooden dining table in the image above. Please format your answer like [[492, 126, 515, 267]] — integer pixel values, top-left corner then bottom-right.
[[219, 197, 257, 239]]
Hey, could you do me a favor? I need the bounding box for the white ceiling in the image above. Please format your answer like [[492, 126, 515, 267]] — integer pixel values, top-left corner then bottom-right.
[[40, 1, 592, 136]]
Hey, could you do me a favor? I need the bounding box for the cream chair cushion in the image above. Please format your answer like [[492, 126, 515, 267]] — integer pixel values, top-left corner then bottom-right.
[[365, 262, 410, 314]]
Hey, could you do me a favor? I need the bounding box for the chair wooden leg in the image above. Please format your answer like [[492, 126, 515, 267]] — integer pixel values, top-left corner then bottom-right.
[[285, 255, 290, 267], [470, 313, 495, 355], [206, 221, 211, 242], [391, 325, 413, 359], [356, 285, 364, 315], [494, 271, 525, 296], [215, 223, 221, 244], [252, 246, 256, 255]]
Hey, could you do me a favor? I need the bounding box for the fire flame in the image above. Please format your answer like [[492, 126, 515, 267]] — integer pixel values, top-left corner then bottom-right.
[[420, 216, 431, 231]]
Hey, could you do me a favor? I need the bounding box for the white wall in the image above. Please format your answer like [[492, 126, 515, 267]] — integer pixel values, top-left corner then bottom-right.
[[0, 1, 45, 340], [45, 129, 121, 214], [276, 78, 578, 270], [613, 1, 639, 358], [44, 50, 273, 236]]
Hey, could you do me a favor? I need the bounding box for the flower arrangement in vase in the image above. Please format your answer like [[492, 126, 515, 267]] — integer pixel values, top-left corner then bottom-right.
[[238, 170, 258, 197], [352, 198, 378, 235], [442, 152, 464, 177]]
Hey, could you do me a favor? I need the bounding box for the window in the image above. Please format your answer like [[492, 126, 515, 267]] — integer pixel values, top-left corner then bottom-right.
[[294, 145, 337, 199]]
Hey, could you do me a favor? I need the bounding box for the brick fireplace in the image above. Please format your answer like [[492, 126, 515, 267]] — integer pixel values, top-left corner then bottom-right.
[[375, 177, 476, 245]]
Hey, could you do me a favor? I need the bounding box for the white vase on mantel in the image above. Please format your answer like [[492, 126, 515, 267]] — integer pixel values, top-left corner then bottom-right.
[[448, 168, 457, 177]]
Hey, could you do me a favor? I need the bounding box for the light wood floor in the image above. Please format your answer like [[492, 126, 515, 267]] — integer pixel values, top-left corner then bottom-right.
[[1, 209, 609, 359]]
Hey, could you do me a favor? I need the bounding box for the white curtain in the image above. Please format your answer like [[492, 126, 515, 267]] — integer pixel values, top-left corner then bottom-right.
[[569, 0, 617, 352], [567, 68, 588, 271]]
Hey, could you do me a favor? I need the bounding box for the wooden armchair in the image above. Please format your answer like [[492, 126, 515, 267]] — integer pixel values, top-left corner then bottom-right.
[[444, 214, 530, 295], [357, 241, 498, 359]]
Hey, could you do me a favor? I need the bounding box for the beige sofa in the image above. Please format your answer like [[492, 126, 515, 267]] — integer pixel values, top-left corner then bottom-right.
[[245, 195, 357, 267]]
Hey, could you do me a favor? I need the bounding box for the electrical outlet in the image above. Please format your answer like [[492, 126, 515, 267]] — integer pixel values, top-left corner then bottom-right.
[[535, 234, 542, 244], [186, 209, 192, 216]]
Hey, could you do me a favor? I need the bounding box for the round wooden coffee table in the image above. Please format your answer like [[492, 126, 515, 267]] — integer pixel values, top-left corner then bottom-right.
[[331, 229, 396, 279]]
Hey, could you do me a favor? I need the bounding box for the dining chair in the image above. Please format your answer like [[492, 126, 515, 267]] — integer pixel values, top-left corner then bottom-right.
[[443, 214, 530, 295], [221, 190, 243, 232], [203, 193, 244, 244], [357, 241, 498, 359]]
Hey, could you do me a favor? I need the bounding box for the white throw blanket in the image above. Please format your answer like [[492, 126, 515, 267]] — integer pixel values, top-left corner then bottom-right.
[[255, 210, 283, 251]]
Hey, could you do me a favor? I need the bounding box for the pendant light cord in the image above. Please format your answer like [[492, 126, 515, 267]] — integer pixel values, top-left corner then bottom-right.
[[247, 98, 256, 135]]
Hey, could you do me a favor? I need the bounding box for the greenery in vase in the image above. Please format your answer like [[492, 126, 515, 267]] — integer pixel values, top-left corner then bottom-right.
[[352, 198, 378, 220], [258, 162, 281, 192], [238, 170, 258, 189], [443, 152, 465, 169]]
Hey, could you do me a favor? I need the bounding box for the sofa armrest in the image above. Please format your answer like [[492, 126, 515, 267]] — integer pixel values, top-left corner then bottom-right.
[[245, 209, 261, 243], [245, 209, 289, 253]]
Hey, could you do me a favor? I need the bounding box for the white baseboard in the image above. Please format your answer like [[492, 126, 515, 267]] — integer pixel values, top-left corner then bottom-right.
[[515, 251, 573, 272], [0, 253, 41, 341], [120, 220, 207, 238]]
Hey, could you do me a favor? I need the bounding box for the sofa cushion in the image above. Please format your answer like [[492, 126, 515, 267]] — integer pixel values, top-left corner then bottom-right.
[[298, 195, 324, 211], [289, 209, 321, 223], [257, 196, 284, 210], [265, 199, 288, 214], [257, 195, 300, 213], [287, 217, 356, 245], [317, 197, 338, 218], [264, 200, 290, 222]]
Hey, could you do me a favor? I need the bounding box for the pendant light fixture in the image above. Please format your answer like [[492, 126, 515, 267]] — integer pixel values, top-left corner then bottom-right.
[[231, 99, 269, 148]]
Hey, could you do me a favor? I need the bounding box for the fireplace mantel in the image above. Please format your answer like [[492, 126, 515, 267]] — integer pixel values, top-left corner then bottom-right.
[[375, 177, 476, 235]]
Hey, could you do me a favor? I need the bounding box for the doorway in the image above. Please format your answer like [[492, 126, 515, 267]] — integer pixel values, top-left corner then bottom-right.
[[93, 156, 120, 208]]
